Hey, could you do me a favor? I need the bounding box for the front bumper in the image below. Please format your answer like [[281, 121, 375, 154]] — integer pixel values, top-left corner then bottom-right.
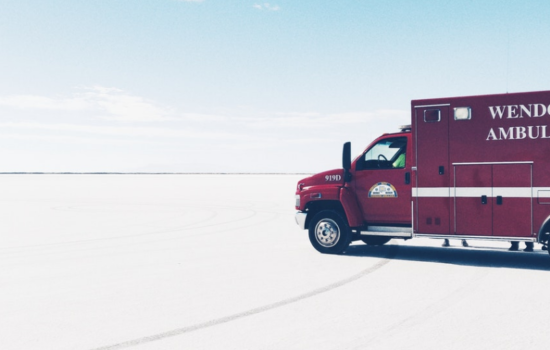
[[295, 212, 307, 230]]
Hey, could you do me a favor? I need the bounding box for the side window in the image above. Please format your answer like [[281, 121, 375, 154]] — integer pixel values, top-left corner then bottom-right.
[[356, 137, 407, 171], [424, 109, 441, 122]]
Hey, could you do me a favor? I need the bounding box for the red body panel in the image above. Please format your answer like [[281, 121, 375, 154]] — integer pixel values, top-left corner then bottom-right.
[[296, 169, 345, 211], [413, 90, 550, 239], [297, 90, 550, 242], [340, 186, 364, 227]]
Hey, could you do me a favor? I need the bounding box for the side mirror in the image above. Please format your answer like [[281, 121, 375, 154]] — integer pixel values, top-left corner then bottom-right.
[[342, 142, 352, 182]]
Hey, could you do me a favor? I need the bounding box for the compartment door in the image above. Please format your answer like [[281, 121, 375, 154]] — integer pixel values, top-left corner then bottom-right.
[[454, 165, 492, 236], [414, 106, 450, 234], [492, 164, 532, 237]]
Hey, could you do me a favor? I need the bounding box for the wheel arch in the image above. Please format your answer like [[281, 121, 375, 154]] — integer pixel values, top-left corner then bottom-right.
[[305, 200, 347, 229], [537, 215, 550, 244]]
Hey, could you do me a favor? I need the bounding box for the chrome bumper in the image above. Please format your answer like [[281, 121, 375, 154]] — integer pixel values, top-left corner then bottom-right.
[[295, 212, 307, 230]]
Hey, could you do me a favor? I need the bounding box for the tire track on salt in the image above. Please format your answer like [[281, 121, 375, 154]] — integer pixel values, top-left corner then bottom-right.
[[90, 245, 399, 350]]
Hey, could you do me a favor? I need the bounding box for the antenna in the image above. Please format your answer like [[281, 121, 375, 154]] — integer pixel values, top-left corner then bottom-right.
[[506, 26, 510, 93]]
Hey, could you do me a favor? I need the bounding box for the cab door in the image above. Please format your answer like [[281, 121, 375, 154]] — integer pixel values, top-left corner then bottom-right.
[[353, 136, 411, 225]]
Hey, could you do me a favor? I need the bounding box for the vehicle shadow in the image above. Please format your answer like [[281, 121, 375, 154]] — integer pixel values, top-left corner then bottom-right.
[[345, 243, 550, 271]]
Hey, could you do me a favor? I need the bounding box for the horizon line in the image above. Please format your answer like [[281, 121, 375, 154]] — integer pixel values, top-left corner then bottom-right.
[[0, 172, 313, 175]]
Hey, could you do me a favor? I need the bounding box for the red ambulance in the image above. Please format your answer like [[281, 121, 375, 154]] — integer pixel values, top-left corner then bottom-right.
[[295, 90, 550, 255]]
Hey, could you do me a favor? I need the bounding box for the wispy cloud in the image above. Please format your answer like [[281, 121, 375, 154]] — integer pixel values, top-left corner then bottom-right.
[[253, 3, 280, 11], [0, 95, 88, 111], [178, 109, 408, 129], [0, 85, 409, 172], [0, 86, 407, 136], [0, 122, 246, 141], [0, 86, 173, 122], [83, 86, 174, 122], [0, 85, 408, 163]]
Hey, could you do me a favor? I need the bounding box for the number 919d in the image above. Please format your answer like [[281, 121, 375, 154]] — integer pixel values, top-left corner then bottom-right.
[[325, 175, 341, 181]]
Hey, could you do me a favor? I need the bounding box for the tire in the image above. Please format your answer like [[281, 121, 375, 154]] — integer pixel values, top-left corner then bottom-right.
[[361, 236, 391, 246], [308, 210, 352, 254]]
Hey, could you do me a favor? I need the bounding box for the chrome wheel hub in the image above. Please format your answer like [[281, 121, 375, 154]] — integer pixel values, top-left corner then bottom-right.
[[315, 218, 340, 248]]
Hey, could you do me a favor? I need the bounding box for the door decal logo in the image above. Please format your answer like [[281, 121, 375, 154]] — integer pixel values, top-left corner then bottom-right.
[[368, 182, 398, 198]]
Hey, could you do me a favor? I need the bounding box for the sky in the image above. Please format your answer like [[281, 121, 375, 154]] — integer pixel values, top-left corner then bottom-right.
[[1, 0, 550, 173]]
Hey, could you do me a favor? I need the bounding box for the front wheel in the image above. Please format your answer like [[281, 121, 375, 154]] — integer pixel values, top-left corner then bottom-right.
[[309, 210, 352, 254], [361, 236, 391, 246]]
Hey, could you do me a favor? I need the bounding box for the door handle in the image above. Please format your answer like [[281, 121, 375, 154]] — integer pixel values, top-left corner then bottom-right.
[[439, 166, 444, 175], [496, 196, 503, 205], [405, 172, 410, 184], [481, 195, 487, 205]]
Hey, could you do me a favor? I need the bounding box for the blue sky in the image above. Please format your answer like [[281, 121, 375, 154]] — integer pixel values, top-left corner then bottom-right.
[[1, 0, 549, 172]]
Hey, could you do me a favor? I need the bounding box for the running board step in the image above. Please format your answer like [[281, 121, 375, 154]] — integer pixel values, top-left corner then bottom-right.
[[359, 226, 412, 238]]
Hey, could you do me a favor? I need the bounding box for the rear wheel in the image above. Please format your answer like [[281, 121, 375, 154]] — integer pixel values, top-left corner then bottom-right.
[[361, 236, 391, 246], [309, 210, 351, 254]]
